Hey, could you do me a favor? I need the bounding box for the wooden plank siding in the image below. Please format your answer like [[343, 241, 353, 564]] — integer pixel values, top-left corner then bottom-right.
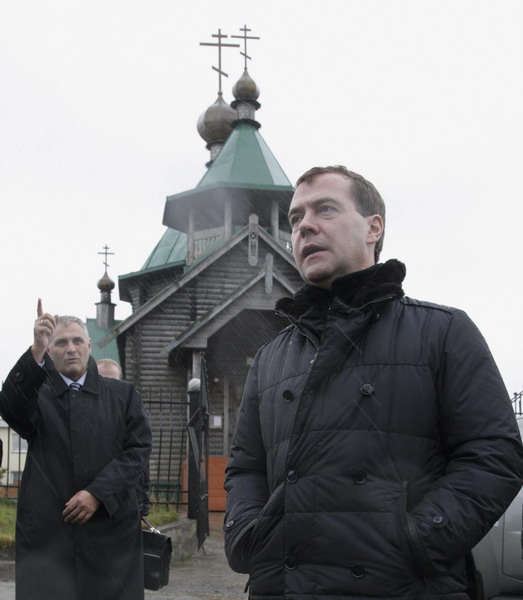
[[119, 234, 302, 502]]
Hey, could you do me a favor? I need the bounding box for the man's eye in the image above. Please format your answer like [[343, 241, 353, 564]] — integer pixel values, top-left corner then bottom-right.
[[290, 215, 302, 227], [318, 204, 335, 213]]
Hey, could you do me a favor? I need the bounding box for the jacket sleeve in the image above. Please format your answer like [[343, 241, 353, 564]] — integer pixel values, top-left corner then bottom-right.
[[0, 348, 47, 439], [224, 352, 270, 573], [85, 385, 152, 518], [406, 309, 523, 575]]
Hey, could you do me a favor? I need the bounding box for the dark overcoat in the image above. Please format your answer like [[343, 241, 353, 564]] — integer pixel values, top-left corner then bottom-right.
[[224, 260, 523, 600], [0, 350, 152, 600]]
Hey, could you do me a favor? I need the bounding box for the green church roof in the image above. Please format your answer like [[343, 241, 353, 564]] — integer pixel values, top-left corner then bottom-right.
[[117, 228, 187, 300], [140, 228, 187, 272], [86, 317, 121, 362], [124, 119, 294, 283], [196, 122, 292, 189], [163, 124, 294, 233]]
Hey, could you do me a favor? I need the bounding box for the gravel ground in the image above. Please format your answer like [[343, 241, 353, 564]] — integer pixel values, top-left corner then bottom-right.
[[0, 512, 248, 600]]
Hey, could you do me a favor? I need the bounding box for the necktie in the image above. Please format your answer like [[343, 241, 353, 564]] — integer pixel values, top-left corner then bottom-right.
[[69, 382, 81, 391]]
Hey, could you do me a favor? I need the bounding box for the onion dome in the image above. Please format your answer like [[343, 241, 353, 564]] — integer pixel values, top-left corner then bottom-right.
[[232, 69, 260, 103], [97, 270, 115, 293], [197, 93, 236, 146], [231, 69, 261, 123]]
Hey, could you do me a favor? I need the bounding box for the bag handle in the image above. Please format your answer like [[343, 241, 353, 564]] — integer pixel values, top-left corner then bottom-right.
[[141, 516, 161, 534]]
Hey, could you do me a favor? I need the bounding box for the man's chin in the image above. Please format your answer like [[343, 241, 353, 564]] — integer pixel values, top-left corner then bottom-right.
[[303, 270, 333, 290], [60, 365, 85, 381]]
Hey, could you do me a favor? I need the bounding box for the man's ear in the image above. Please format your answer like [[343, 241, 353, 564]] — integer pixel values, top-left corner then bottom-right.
[[368, 215, 384, 244]]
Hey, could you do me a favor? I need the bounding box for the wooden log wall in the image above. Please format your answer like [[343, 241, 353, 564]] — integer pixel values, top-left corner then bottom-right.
[[120, 235, 303, 500]]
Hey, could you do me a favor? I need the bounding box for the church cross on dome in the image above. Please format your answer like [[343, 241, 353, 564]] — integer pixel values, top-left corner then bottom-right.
[[200, 29, 239, 96], [231, 25, 260, 70], [98, 245, 114, 270]]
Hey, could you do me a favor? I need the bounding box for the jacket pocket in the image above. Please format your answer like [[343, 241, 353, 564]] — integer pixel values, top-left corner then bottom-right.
[[245, 482, 284, 566], [225, 516, 258, 574], [395, 481, 436, 578]]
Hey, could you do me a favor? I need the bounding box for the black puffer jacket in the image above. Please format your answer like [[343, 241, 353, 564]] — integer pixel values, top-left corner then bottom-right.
[[224, 260, 523, 600]]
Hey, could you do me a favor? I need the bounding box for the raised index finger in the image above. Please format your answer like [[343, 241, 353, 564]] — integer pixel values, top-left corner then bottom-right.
[[37, 298, 43, 318]]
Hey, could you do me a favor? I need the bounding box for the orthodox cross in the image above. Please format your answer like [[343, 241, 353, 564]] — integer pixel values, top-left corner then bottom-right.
[[98, 245, 114, 270], [200, 29, 239, 95], [231, 25, 260, 70]]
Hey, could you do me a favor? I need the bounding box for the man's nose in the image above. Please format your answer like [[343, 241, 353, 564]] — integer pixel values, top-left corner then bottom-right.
[[66, 342, 76, 353], [297, 211, 317, 235]]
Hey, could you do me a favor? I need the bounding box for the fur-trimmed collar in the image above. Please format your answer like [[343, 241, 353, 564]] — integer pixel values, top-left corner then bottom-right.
[[276, 259, 406, 317]]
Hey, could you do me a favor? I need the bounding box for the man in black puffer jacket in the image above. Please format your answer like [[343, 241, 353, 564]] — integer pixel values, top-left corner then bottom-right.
[[224, 165, 523, 600]]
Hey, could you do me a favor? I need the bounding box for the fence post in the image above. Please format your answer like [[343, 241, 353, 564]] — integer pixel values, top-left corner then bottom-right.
[[187, 378, 201, 520]]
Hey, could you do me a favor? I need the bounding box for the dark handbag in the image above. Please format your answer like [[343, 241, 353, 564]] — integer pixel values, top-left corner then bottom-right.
[[142, 517, 173, 590]]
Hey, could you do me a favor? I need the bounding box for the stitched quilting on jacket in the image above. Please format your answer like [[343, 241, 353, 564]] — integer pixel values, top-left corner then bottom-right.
[[224, 260, 523, 600]]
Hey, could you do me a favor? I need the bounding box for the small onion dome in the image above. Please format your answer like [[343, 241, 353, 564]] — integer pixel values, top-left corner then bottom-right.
[[97, 270, 115, 292], [197, 94, 236, 145], [232, 69, 260, 102]]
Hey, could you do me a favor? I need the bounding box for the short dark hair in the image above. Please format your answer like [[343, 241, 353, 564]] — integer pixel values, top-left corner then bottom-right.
[[295, 165, 386, 262]]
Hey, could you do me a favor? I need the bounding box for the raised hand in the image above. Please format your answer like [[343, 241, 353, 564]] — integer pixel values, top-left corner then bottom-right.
[[31, 299, 58, 363]]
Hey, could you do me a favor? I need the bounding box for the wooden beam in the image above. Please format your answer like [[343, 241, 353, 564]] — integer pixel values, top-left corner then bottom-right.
[[99, 225, 252, 346], [162, 265, 297, 355], [99, 224, 297, 348]]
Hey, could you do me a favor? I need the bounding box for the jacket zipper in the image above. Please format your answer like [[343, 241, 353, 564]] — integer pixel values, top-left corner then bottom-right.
[[358, 293, 397, 312], [275, 310, 320, 351]]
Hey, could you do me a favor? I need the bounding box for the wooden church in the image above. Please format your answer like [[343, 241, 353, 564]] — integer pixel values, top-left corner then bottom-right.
[[101, 29, 302, 509]]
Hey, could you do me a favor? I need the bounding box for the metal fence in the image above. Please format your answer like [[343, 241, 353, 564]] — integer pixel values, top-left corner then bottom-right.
[[0, 391, 191, 505], [0, 426, 26, 498], [512, 389, 523, 415], [187, 370, 210, 548], [3, 387, 523, 503], [141, 388, 188, 511], [1, 376, 211, 548]]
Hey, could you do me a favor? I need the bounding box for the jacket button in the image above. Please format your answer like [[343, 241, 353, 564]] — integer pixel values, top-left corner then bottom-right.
[[351, 565, 366, 578], [282, 390, 294, 402], [286, 469, 299, 483], [432, 514, 446, 526], [284, 557, 297, 570], [353, 470, 367, 484], [225, 520, 234, 528], [360, 382, 374, 396]]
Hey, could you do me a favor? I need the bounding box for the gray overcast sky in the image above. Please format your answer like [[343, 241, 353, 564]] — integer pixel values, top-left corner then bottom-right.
[[1, 0, 522, 395]]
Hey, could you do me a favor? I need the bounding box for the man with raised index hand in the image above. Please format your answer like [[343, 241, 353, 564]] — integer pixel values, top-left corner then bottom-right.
[[224, 165, 523, 599], [0, 299, 152, 600]]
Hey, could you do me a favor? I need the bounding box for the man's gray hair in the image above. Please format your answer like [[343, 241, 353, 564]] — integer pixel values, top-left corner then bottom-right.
[[56, 316, 90, 339]]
